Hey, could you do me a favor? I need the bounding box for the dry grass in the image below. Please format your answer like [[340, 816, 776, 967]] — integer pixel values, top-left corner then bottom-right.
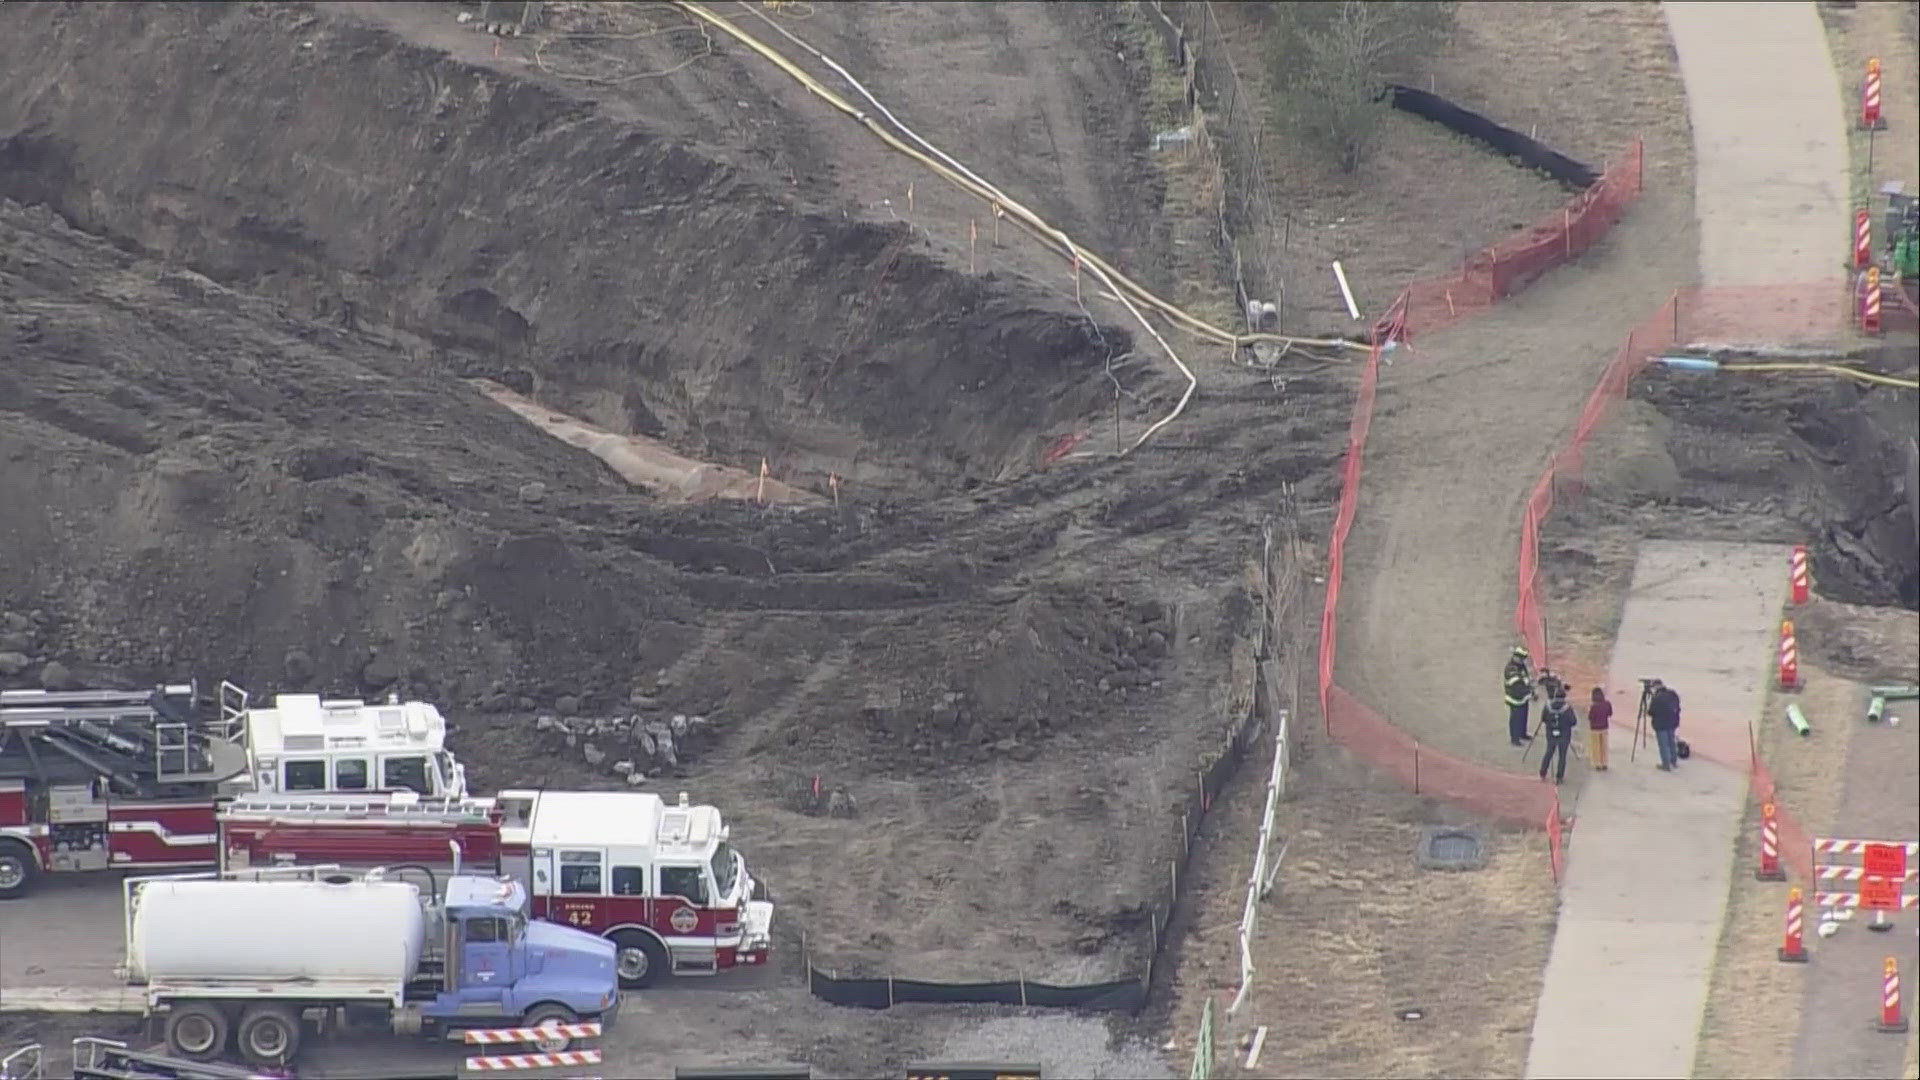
[[1117, 2, 1245, 339], [1692, 664, 1858, 1077], [1169, 747, 1555, 1080], [1200, 0, 1690, 336], [1818, 1, 1920, 213]]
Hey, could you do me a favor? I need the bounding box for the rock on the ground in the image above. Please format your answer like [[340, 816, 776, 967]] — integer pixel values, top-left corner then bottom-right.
[[359, 653, 400, 691], [555, 695, 581, 717], [0, 652, 28, 677], [284, 648, 316, 683]]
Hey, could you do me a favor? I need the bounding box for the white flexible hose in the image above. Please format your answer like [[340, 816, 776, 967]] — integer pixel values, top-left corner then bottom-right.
[[694, 0, 1197, 452]]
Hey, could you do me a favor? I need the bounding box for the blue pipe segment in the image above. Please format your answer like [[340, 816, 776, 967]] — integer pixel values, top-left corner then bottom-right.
[[1655, 355, 1721, 373]]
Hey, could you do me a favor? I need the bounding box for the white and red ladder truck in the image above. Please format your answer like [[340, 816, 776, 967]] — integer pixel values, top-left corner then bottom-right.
[[0, 681, 468, 898], [216, 787, 774, 989]]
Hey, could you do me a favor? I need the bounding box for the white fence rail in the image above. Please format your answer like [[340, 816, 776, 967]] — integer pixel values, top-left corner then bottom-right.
[[1228, 708, 1289, 1016]]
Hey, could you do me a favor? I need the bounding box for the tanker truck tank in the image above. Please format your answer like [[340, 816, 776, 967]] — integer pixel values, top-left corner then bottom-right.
[[128, 877, 426, 985]]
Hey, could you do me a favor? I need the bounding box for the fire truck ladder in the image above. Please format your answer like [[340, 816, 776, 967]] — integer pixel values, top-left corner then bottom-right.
[[223, 792, 499, 824], [70, 1037, 272, 1080], [0, 1043, 41, 1080], [0, 683, 248, 795]]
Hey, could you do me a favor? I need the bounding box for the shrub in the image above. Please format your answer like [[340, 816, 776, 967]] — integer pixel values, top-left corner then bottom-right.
[[1266, 1, 1458, 172]]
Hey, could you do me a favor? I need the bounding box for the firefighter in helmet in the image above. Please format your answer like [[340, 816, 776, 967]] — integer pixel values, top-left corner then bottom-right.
[[1504, 645, 1536, 747]]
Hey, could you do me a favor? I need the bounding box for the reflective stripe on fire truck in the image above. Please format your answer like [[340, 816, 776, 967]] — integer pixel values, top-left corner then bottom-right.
[[106, 821, 216, 846]]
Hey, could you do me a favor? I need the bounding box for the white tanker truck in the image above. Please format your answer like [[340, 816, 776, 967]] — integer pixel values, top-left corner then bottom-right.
[[123, 866, 619, 1068]]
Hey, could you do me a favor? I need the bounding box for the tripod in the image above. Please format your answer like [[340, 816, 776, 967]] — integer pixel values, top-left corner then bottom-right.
[[1631, 679, 1656, 762]]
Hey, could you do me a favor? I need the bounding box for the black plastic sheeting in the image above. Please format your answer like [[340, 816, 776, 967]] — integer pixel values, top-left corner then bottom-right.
[[1385, 84, 1600, 190], [672, 1067, 815, 1080], [806, 969, 1148, 1011]]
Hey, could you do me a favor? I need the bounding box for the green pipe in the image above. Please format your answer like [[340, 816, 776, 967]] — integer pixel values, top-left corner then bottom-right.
[[1868, 695, 1886, 724], [1786, 702, 1812, 737], [1870, 684, 1920, 701]]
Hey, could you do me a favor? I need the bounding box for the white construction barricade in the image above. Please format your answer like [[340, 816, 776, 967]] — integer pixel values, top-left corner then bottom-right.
[[1813, 838, 1920, 929], [460, 1021, 603, 1077]]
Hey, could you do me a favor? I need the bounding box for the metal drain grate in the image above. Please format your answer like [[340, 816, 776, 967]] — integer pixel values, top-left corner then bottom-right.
[[1417, 826, 1486, 871]]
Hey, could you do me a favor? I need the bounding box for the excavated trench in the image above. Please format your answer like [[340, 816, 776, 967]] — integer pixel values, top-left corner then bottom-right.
[[1558, 360, 1920, 609], [0, 1, 1136, 498]]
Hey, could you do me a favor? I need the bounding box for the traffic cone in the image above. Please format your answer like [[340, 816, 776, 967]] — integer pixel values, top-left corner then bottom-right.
[[1862, 268, 1882, 335], [1779, 620, 1801, 688], [1855, 209, 1873, 270], [1778, 621, 1799, 689], [1757, 802, 1786, 881], [1863, 58, 1884, 129], [1880, 957, 1908, 1033], [1779, 887, 1808, 962], [1789, 545, 1810, 605]]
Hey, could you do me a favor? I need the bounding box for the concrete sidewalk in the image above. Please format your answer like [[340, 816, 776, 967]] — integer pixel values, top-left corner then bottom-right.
[[1526, 541, 1790, 1079], [1664, 1, 1850, 287]]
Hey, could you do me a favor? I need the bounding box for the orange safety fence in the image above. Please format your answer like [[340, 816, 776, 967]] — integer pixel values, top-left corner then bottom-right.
[[1512, 282, 1852, 881], [1388, 140, 1645, 340], [1314, 140, 1647, 831]]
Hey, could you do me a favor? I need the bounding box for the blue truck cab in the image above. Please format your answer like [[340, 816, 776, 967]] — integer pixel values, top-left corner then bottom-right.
[[429, 875, 619, 1040]]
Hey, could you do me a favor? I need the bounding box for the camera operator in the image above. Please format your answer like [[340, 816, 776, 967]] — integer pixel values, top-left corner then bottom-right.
[[1647, 679, 1683, 771], [1536, 674, 1577, 785]]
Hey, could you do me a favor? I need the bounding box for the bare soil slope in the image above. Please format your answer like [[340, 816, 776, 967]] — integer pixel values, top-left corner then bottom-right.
[[0, 0, 1350, 982]]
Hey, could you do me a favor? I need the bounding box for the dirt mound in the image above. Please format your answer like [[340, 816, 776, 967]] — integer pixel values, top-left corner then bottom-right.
[[860, 586, 1173, 764]]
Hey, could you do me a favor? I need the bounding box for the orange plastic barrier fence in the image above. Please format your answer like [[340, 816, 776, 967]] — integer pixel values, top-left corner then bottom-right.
[[1511, 281, 1850, 878], [1387, 140, 1644, 341], [1314, 140, 1646, 829]]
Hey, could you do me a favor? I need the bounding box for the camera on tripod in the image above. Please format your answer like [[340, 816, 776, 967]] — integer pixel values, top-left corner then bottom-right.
[[1539, 668, 1569, 700]]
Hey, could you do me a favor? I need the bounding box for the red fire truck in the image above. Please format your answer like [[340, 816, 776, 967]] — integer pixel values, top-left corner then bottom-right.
[[216, 787, 774, 989], [0, 682, 468, 898]]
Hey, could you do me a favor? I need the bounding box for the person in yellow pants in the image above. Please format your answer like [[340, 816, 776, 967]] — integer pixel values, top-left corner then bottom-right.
[[1586, 686, 1613, 772]]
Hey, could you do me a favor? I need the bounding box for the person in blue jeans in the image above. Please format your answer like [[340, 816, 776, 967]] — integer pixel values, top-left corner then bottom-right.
[[1647, 680, 1682, 770]]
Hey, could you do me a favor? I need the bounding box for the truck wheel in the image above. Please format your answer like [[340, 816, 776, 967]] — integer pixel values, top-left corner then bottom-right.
[[520, 1003, 578, 1052], [164, 1002, 231, 1061], [0, 841, 36, 900], [611, 930, 667, 989], [237, 1003, 303, 1068]]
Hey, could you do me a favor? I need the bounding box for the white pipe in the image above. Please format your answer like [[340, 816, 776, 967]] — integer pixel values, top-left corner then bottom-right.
[[1229, 709, 1292, 1015], [1332, 260, 1360, 321], [1246, 1026, 1269, 1070]]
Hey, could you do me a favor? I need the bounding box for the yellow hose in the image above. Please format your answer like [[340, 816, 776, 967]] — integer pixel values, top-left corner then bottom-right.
[[1717, 362, 1918, 390], [672, 0, 1361, 356]]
